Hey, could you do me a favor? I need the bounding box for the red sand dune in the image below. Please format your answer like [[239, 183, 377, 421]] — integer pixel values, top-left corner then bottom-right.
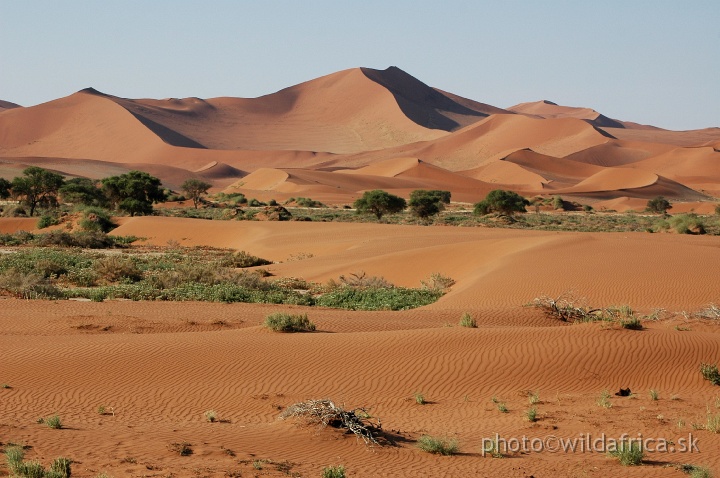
[[2, 217, 720, 477], [509, 99, 625, 128], [1, 66, 719, 204]]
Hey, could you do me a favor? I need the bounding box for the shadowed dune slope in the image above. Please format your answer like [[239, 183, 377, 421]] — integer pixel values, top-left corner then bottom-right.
[[621, 146, 720, 195], [0, 99, 21, 112]]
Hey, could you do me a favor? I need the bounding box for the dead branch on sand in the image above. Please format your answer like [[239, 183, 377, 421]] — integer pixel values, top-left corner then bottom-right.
[[279, 399, 381, 446]]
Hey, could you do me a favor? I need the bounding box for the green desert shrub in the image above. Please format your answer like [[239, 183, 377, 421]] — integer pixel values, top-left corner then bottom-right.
[[474, 189, 527, 215], [353, 190, 407, 220], [220, 250, 272, 268], [417, 435, 459, 455], [0, 268, 64, 299], [647, 196, 672, 214], [459, 312, 477, 328], [5, 446, 25, 475], [678, 464, 713, 478], [93, 256, 143, 283], [49, 457, 72, 478], [263, 313, 316, 332], [322, 465, 346, 478], [14, 460, 47, 478], [669, 214, 706, 234], [37, 214, 58, 229], [45, 414, 63, 429], [78, 207, 116, 233], [294, 197, 325, 208], [316, 287, 442, 311], [700, 363, 720, 385], [609, 441, 643, 466]]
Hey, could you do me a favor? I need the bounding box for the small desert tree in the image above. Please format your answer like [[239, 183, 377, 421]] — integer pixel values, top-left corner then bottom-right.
[[59, 177, 107, 207], [409, 189, 449, 219], [180, 178, 212, 208], [0, 177, 11, 199], [354, 190, 407, 220], [474, 189, 527, 215], [647, 196, 672, 214], [11, 166, 65, 216], [101, 170, 164, 216]]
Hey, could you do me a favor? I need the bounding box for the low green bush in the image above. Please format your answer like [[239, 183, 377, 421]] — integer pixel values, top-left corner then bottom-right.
[[417, 435, 459, 455], [316, 287, 442, 311], [609, 441, 643, 466], [263, 313, 316, 332]]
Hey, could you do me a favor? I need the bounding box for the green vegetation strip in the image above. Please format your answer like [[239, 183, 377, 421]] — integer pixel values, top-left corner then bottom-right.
[[0, 237, 447, 310]]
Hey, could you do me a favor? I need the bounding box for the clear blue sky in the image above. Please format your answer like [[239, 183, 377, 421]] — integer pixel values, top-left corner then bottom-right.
[[1, 1, 718, 130]]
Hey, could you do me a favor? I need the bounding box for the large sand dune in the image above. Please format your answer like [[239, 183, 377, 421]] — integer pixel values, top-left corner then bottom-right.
[[2, 66, 719, 205], [2, 218, 720, 477]]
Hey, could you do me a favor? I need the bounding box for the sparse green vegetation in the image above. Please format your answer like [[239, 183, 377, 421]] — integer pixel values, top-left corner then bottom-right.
[[650, 389, 659, 401], [204, 410, 218, 422], [678, 464, 713, 478], [78, 207, 116, 233], [168, 442, 193, 456], [316, 286, 442, 311], [529, 391, 540, 405], [525, 407, 538, 422], [597, 390, 612, 409], [459, 312, 477, 328], [321, 465, 346, 478], [609, 441, 643, 466], [483, 437, 504, 458], [417, 435, 459, 455], [0, 244, 446, 309], [4, 446, 72, 478], [263, 313, 316, 332], [414, 392, 426, 405], [701, 363, 720, 386], [44, 414, 63, 429], [706, 413, 720, 433]]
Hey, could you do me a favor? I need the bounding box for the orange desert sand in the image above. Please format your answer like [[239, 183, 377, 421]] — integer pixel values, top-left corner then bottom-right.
[[1, 67, 720, 477]]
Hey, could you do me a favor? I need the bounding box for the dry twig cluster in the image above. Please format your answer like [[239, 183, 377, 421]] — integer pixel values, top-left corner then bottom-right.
[[279, 399, 381, 446]]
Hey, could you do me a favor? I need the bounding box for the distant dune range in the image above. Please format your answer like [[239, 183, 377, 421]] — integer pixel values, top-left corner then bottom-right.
[[1, 66, 719, 202]]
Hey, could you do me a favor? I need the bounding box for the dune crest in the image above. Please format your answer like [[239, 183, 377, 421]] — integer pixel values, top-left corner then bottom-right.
[[0, 66, 718, 203]]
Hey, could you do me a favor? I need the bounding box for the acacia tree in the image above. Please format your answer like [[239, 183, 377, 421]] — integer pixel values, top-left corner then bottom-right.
[[180, 178, 212, 208], [59, 177, 107, 207], [354, 190, 407, 220], [101, 170, 164, 216], [11, 166, 65, 216], [474, 190, 527, 215], [0, 178, 11, 200], [408, 189, 450, 219], [647, 196, 672, 214]]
